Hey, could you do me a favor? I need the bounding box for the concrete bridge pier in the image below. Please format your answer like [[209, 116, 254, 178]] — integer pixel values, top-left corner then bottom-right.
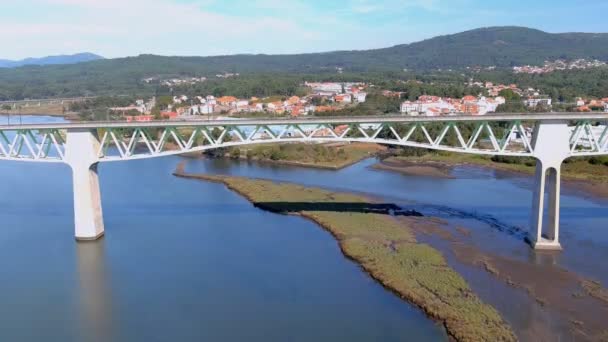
[[529, 121, 571, 250], [65, 129, 104, 241]]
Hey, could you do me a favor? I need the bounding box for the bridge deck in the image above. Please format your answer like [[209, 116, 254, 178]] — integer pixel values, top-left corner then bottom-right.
[[1, 113, 608, 130]]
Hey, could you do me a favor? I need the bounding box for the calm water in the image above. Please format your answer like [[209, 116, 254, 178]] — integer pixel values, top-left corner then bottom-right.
[[1, 115, 607, 341], [184, 156, 608, 286], [0, 115, 446, 341]]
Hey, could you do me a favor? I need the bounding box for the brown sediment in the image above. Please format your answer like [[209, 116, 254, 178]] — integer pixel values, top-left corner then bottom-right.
[[581, 279, 608, 305], [562, 179, 608, 199], [404, 215, 608, 341], [373, 159, 454, 178], [454, 245, 608, 340], [172, 161, 516, 342], [455, 227, 472, 237], [375, 157, 608, 199]]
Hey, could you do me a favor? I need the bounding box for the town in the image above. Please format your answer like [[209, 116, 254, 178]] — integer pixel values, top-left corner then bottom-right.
[[111, 80, 608, 122], [513, 59, 606, 74]]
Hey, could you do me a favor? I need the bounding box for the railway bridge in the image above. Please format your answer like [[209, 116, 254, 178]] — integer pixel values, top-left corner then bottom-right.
[[2, 113, 607, 250]]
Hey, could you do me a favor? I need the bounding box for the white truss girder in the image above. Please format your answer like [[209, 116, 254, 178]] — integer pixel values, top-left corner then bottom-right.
[[0, 119, 607, 163]]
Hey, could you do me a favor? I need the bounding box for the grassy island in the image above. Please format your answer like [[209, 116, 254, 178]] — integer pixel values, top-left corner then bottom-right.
[[173, 164, 516, 341], [226, 143, 385, 169]]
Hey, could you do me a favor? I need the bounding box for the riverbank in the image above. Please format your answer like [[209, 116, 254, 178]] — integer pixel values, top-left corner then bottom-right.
[[173, 162, 515, 342], [1, 107, 80, 121], [375, 155, 608, 198], [224, 143, 386, 170]]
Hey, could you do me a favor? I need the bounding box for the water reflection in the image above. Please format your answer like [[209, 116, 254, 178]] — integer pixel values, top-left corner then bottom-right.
[[76, 239, 115, 342]]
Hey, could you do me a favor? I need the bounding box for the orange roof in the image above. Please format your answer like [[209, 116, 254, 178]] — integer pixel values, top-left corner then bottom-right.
[[315, 106, 336, 112], [288, 96, 300, 103], [577, 106, 591, 112], [217, 96, 237, 103], [462, 95, 477, 102]]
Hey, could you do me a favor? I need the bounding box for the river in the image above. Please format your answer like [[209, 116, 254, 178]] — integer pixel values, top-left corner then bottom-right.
[[1, 115, 607, 341]]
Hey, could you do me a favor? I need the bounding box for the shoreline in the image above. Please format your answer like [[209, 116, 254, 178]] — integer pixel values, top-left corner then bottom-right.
[[173, 161, 516, 341], [225, 155, 368, 170], [375, 156, 608, 198], [0, 111, 81, 121]]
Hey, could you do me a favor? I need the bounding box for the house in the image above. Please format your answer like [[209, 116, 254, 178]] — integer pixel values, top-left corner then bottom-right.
[[525, 97, 552, 108], [206, 95, 217, 105], [236, 100, 249, 109], [425, 107, 441, 116], [577, 105, 591, 112], [401, 101, 419, 114], [315, 106, 335, 113], [462, 95, 477, 103], [355, 92, 367, 103], [382, 90, 402, 98], [286, 96, 300, 106], [217, 96, 238, 106], [290, 106, 303, 117], [575, 98, 585, 107], [125, 115, 154, 123], [267, 102, 284, 112], [334, 94, 352, 103], [463, 103, 480, 115], [198, 104, 214, 115]]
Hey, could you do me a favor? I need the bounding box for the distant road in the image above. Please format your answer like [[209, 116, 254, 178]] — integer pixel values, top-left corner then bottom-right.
[[0, 94, 132, 105], [0, 96, 97, 105]]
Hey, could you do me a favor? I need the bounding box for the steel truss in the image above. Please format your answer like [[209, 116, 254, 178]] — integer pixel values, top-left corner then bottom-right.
[[0, 119, 607, 162]]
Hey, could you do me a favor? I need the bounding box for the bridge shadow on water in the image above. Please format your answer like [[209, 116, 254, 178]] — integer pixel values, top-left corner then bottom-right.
[[251, 202, 424, 217]]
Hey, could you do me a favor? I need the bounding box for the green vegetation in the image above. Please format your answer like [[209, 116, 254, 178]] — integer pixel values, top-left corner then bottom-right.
[[172, 170, 516, 341], [168, 75, 309, 99], [386, 148, 608, 183], [1, 27, 607, 101], [316, 93, 402, 116], [230, 143, 384, 169], [68, 96, 137, 121]]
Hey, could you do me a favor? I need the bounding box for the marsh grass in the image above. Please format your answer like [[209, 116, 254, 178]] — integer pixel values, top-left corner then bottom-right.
[[175, 171, 516, 341]]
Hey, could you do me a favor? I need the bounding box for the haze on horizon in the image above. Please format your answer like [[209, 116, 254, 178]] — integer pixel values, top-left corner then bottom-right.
[[2, 0, 608, 60]]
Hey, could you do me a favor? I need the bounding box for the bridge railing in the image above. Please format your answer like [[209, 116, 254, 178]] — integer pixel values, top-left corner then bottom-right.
[[0, 114, 607, 162]]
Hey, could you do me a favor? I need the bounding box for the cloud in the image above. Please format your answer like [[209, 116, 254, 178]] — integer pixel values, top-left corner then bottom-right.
[[349, 0, 441, 14], [1, 0, 331, 58]]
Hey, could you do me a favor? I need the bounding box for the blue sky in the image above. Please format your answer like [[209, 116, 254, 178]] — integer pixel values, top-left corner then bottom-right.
[[2, 0, 607, 59]]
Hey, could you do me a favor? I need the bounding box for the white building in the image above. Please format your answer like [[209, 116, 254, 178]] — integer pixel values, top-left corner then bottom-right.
[[236, 100, 249, 109], [525, 97, 552, 108], [576, 98, 585, 107], [355, 92, 367, 103], [401, 101, 420, 114], [199, 104, 214, 115]]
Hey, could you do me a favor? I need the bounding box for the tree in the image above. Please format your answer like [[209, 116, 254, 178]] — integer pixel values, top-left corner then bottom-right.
[[498, 89, 521, 101]]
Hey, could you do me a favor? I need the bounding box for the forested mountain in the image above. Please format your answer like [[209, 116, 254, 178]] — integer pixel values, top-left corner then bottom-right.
[[0, 53, 103, 68], [1, 27, 607, 100]]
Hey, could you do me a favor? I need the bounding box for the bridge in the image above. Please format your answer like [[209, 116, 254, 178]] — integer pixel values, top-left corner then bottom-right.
[[0, 96, 96, 108], [1, 113, 608, 250]]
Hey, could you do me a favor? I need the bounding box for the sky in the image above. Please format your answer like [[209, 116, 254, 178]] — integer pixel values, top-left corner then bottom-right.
[[1, 0, 607, 60]]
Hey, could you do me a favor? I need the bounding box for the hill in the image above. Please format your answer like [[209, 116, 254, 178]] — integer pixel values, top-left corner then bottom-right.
[[367, 26, 608, 69], [0, 53, 103, 68], [1, 27, 607, 100]]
